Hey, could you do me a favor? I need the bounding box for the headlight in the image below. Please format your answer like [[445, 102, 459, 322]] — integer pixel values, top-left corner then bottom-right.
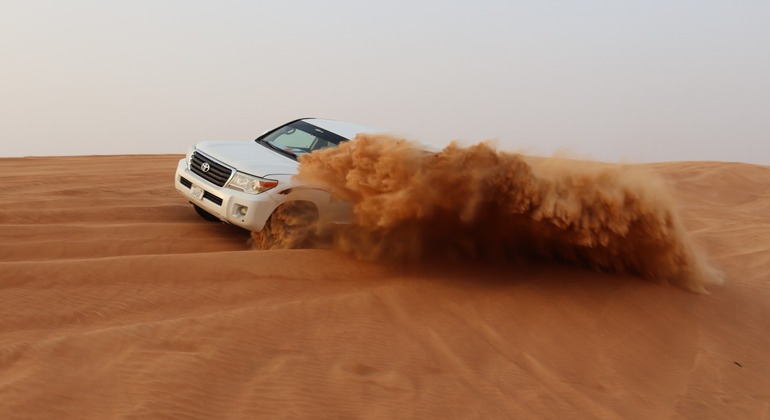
[[226, 172, 278, 194]]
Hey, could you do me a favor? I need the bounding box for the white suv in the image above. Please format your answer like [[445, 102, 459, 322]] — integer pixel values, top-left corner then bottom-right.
[[174, 118, 383, 237]]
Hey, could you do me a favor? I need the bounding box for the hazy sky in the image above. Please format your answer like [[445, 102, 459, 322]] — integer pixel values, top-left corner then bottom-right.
[[2, 0, 769, 164]]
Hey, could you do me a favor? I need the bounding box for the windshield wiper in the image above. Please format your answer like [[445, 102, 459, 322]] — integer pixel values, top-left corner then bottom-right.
[[257, 139, 296, 159]]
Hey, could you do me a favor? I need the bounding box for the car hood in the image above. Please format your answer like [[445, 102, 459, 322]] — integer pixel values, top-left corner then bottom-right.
[[195, 140, 299, 177]]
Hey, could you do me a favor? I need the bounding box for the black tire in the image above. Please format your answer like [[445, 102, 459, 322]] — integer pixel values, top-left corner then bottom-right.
[[193, 204, 221, 222], [252, 201, 318, 249]]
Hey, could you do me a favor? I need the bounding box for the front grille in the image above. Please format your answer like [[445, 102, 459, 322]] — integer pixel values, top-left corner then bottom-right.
[[190, 151, 233, 187], [179, 176, 224, 206]]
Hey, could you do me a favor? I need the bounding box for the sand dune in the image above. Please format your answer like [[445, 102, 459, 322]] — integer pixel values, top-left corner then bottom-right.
[[1, 154, 769, 418]]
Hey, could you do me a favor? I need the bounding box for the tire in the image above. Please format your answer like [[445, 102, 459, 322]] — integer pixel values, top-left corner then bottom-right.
[[193, 204, 221, 222], [252, 201, 318, 249]]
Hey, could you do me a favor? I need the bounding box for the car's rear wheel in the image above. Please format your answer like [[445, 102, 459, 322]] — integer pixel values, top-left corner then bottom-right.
[[252, 201, 318, 249], [193, 204, 221, 222]]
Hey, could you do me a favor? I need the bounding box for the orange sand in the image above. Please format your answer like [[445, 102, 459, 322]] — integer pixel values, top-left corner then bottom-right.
[[1, 155, 769, 418]]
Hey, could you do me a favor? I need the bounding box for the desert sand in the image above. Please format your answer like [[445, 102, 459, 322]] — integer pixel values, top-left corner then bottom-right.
[[1, 154, 769, 419]]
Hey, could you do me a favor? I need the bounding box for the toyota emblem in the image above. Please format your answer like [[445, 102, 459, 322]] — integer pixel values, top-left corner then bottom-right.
[[200, 162, 211, 173]]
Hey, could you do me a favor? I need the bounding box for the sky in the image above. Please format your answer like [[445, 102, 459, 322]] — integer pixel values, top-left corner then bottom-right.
[[1, 0, 769, 164]]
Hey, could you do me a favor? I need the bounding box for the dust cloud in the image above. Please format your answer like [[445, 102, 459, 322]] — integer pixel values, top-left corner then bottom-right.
[[254, 134, 723, 293]]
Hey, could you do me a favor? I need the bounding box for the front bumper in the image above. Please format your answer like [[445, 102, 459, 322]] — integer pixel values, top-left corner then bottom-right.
[[174, 158, 279, 231]]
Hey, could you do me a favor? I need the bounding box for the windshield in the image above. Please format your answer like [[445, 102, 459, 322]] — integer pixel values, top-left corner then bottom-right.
[[256, 120, 347, 160]]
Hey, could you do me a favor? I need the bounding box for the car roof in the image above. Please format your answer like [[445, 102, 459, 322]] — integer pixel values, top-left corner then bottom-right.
[[302, 118, 387, 140]]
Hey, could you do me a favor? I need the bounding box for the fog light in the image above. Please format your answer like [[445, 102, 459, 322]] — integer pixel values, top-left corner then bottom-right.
[[234, 205, 248, 217]]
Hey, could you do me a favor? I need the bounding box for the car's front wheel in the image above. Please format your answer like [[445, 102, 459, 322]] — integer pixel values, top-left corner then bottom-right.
[[251, 201, 318, 249]]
